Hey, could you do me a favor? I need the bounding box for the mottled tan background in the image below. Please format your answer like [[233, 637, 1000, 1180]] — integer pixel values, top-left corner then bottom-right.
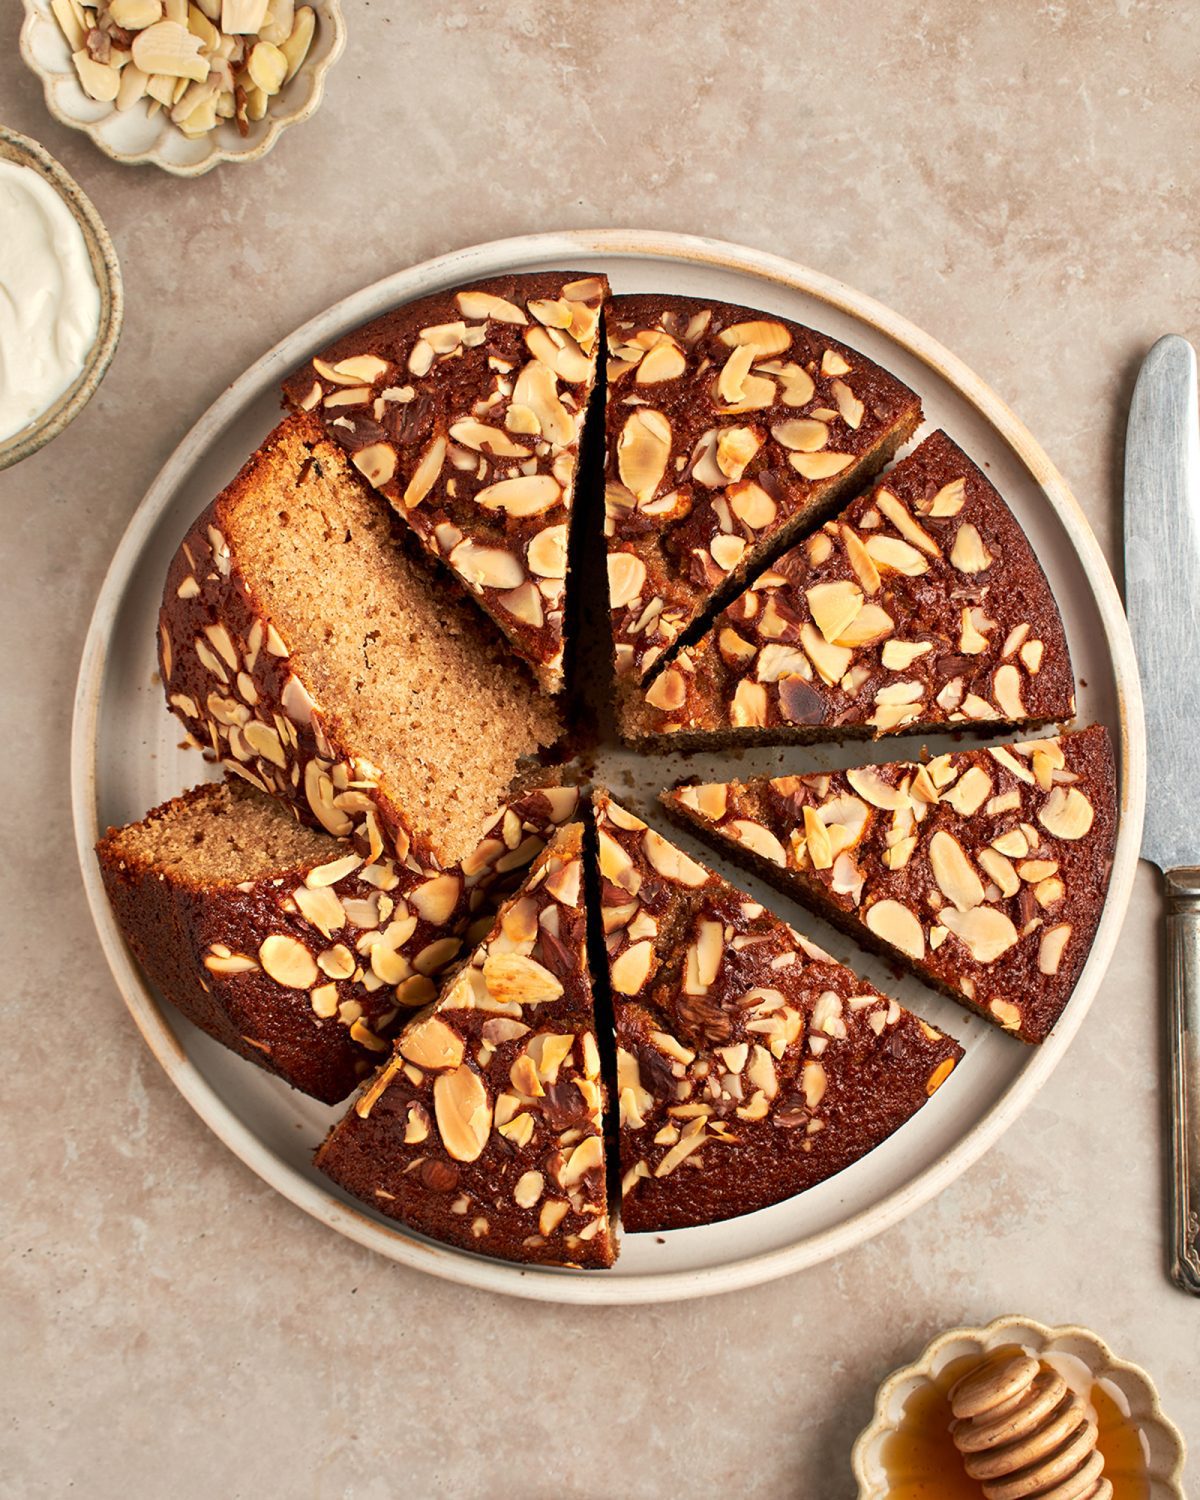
[[2, 3, 1197, 1496]]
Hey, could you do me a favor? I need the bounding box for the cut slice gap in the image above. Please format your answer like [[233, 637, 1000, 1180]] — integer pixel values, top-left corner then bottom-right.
[[603, 293, 922, 719], [316, 822, 617, 1268], [619, 428, 1076, 748], [661, 724, 1116, 1044], [96, 776, 585, 1103], [594, 791, 962, 1232], [282, 272, 610, 694], [159, 413, 563, 870]]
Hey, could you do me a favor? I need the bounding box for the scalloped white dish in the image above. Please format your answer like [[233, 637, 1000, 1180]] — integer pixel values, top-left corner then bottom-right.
[[19, 0, 345, 177], [71, 230, 1146, 1304], [852, 1314, 1187, 1498]]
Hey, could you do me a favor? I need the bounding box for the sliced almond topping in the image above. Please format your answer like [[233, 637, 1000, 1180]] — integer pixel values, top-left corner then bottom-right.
[[611, 941, 654, 995], [875, 489, 941, 556], [865, 899, 925, 959], [258, 933, 317, 988], [803, 806, 833, 870], [830, 379, 864, 429], [1038, 923, 1072, 976], [607, 551, 647, 610], [433, 1066, 491, 1162], [643, 829, 708, 887], [842, 526, 881, 593], [645, 668, 686, 712], [800, 622, 852, 685], [864, 533, 929, 576], [942, 764, 993, 816], [475, 473, 561, 517], [400, 1016, 464, 1070], [757, 359, 815, 406], [403, 434, 446, 508], [717, 343, 756, 405], [525, 324, 592, 383], [482, 952, 564, 1007], [455, 288, 527, 324], [448, 420, 531, 458], [731, 679, 769, 727], [729, 820, 787, 866], [715, 425, 762, 481], [929, 830, 985, 912], [949, 522, 992, 574], [939, 906, 1019, 963], [820, 349, 851, 377], [527, 523, 568, 579], [617, 408, 671, 503], [717, 320, 790, 356], [993, 663, 1025, 720], [728, 481, 777, 530], [351, 443, 397, 488], [1038, 786, 1095, 840], [806, 579, 863, 645], [449, 539, 524, 591], [771, 417, 828, 453], [636, 337, 687, 384]]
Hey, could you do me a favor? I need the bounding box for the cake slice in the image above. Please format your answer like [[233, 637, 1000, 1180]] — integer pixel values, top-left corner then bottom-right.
[[594, 794, 961, 1232], [620, 429, 1075, 746], [96, 777, 582, 1103], [159, 413, 563, 872], [282, 273, 609, 693], [663, 726, 1116, 1043], [603, 294, 922, 712], [317, 823, 615, 1267]]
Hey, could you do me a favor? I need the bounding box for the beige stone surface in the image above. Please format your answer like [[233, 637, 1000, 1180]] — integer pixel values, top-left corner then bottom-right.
[[2, 3, 1197, 1495]]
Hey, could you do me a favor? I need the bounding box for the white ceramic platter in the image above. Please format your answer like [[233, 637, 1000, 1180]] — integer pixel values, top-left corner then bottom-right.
[[71, 230, 1146, 1305]]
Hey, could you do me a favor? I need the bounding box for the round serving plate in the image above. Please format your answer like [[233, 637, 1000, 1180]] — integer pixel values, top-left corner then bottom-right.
[[71, 230, 1146, 1305]]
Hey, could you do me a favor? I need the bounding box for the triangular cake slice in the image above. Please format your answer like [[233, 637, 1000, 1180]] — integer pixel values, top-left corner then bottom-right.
[[594, 794, 961, 1232], [604, 294, 922, 710], [663, 726, 1116, 1043], [620, 429, 1075, 746], [282, 273, 609, 693], [159, 413, 562, 871], [317, 823, 616, 1268], [96, 777, 582, 1103]]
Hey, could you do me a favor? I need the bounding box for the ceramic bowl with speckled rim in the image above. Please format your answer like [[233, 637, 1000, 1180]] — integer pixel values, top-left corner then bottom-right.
[[851, 1313, 1187, 1498], [18, 1, 345, 177], [0, 127, 123, 472]]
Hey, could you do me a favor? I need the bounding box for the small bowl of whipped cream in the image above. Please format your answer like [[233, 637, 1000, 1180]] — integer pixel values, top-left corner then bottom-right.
[[0, 126, 123, 470]]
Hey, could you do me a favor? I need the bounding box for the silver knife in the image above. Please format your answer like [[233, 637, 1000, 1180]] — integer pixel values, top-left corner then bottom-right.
[[1124, 334, 1200, 1295]]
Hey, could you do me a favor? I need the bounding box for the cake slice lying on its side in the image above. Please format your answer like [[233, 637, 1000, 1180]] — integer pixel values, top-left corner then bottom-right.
[[620, 429, 1075, 746], [594, 794, 961, 1232], [663, 726, 1116, 1043], [96, 778, 583, 1103], [158, 413, 563, 873], [317, 823, 616, 1267], [603, 294, 922, 716], [282, 272, 609, 694]]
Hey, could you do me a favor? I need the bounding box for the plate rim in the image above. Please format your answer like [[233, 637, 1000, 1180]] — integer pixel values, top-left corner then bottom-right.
[[70, 228, 1147, 1305]]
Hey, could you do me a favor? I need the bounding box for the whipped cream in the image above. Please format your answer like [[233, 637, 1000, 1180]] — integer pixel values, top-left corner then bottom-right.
[[0, 158, 102, 444]]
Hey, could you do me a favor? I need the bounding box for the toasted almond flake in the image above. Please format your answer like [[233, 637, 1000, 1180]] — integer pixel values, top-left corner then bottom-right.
[[830, 379, 864, 429], [258, 933, 317, 988], [1038, 786, 1095, 840], [940, 905, 1020, 963], [929, 830, 985, 912], [949, 522, 992, 573], [607, 551, 647, 610], [636, 338, 687, 384], [618, 408, 671, 502], [864, 533, 929, 576], [865, 899, 925, 959], [842, 525, 881, 593], [433, 1066, 491, 1162], [717, 320, 790, 356], [475, 473, 561, 517], [771, 417, 828, 453], [351, 442, 397, 488], [645, 668, 685, 712], [455, 288, 527, 324], [731, 678, 769, 727], [730, 819, 787, 866]]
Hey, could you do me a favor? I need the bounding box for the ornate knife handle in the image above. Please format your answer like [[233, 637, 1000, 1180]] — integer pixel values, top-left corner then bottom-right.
[[1166, 867, 1200, 1294]]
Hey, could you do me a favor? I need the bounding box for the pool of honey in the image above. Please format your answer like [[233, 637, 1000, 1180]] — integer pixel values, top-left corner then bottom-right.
[[879, 1345, 1150, 1499]]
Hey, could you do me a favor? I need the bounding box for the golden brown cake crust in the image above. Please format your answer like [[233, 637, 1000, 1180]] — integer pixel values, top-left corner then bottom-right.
[[281, 272, 609, 694], [96, 779, 584, 1102], [316, 824, 616, 1268], [621, 429, 1075, 746], [595, 795, 961, 1232], [663, 727, 1116, 1044], [158, 412, 563, 871], [604, 293, 922, 703]]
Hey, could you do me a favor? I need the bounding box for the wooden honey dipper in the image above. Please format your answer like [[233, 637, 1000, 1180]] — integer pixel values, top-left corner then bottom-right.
[[947, 1353, 1112, 1500]]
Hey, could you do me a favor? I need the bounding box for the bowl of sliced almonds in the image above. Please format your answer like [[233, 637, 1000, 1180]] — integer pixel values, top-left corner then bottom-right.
[[19, 0, 345, 176]]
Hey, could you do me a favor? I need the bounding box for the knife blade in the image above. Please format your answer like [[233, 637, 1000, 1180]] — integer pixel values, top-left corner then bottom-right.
[[1124, 333, 1200, 1295]]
